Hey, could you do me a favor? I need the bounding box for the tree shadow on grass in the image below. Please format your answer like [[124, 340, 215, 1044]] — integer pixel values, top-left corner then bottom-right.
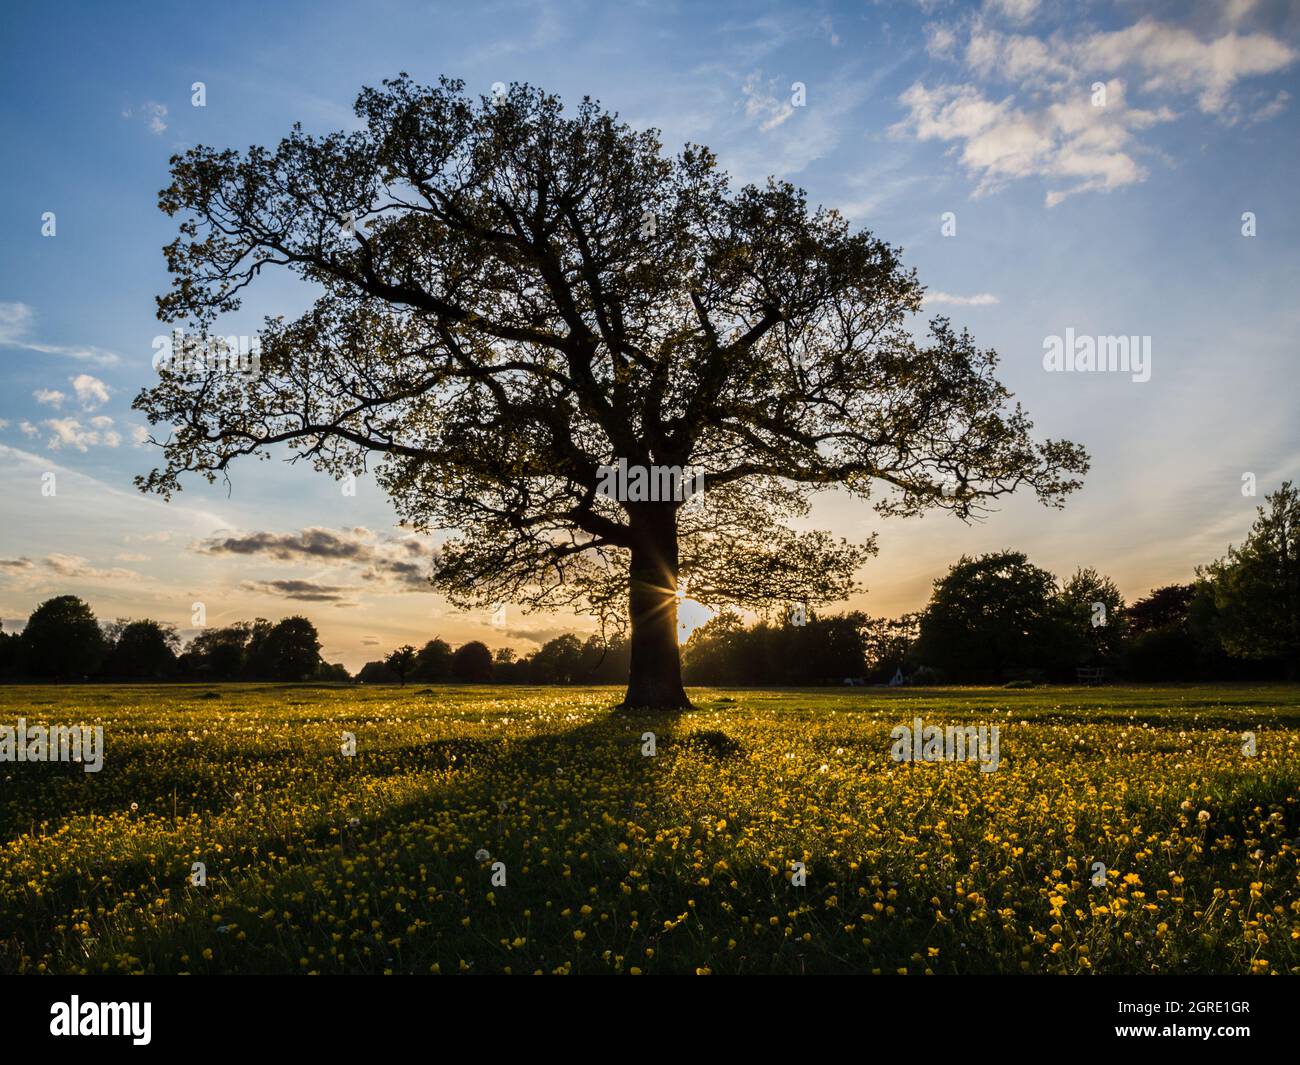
[[1, 704, 753, 971]]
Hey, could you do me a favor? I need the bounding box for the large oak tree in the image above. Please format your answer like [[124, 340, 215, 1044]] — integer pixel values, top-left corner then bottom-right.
[[134, 75, 1088, 709]]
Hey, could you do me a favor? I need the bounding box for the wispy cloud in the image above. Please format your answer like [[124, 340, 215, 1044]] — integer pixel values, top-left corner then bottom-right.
[[122, 100, 168, 134], [924, 291, 1000, 306], [740, 72, 797, 132], [728, 68, 876, 183], [983, 0, 1040, 24], [0, 301, 123, 367], [0, 553, 141, 583], [462, 0, 563, 63], [240, 578, 356, 603]]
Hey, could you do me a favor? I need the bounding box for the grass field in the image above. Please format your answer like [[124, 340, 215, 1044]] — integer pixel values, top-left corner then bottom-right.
[[2, 682, 1299, 975]]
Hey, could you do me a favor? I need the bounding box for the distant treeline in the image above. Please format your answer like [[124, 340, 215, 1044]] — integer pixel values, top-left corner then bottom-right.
[[0, 602, 344, 683], [843, 481, 1299, 684], [3, 482, 1297, 686], [360, 635, 631, 686]]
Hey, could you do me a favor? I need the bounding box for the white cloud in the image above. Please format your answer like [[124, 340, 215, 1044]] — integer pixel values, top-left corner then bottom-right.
[[0, 442, 230, 592], [0, 553, 140, 584], [899, 11, 1296, 203], [729, 69, 876, 182], [1081, 18, 1295, 117], [984, 0, 1040, 21], [143, 102, 168, 134], [924, 291, 1000, 306], [0, 301, 123, 366], [34, 388, 66, 407], [461, 2, 563, 63], [41, 416, 121, 452], [926, 23, 958, 58], [893, 76, 1178, 204], [0, 301, 35, 344], [41, 553, 140, 580], [70, 373, 110, 409], [741, 72, 796, 132], [122, 100, 169, 134], [125, 530, 173, 543], [1248, 89, 1291, 123]]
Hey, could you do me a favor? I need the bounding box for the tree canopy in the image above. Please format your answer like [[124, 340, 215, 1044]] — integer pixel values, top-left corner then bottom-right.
[[134, 74, 1088, 708], [1202, 481, 1300, 677], [21, 596, 106, 679], [914, 551, 1063, 681]]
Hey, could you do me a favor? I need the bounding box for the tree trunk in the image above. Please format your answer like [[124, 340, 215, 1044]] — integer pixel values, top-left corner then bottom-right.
[[620, 505, 692, 710]]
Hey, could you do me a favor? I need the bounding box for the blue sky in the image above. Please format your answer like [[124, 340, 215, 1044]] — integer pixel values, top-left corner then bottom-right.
[[1, 0, 1298, 669]]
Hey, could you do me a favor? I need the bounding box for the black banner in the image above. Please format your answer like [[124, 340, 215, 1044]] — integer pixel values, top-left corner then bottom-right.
[[3, 974, 1292, 1052]]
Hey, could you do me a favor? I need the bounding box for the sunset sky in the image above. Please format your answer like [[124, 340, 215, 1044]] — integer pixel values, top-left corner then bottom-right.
[[2, 0, 1298, 670]]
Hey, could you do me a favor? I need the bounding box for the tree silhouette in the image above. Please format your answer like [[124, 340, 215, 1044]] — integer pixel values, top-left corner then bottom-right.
[[103, 619, 180, 679], [411, 638, 453, 681], [451, 640, 494, 682], [134, 75, 1087, 709], [1056, 566, 1126, 666], [262, 615, 322, 680], [21, 595, 106, 679], [1202, 481, 1300, 678], [385, 644, 417, 686], [914, 551, 1061, 682]]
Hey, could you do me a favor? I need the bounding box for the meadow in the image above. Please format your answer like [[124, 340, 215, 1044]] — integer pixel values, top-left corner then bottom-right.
[[1, 683, 1298, 975]]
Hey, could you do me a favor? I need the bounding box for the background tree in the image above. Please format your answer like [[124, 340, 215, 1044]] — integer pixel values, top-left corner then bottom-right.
[[316, 660, 352, 682], [451, 640, 494, 683], [385, 644, 417, 686], [262, 616, 322, 680], [682, 610, 750, 686], [1126, 583, 1197, 637], [240, 618, 276, 679], [862, 612, 920, 683], [1201, 481, 1300, 678], [0, 628, 22, 679], [102, 619, 180, 679], [492, 646, 531, 684], [1121, 583, 1222, 680], [411, 638, 454, 682], [181, 622, 252, 679], [913, 551, 1060, 682], [357, 659, 399, 684], [1055, 567, 1126, 669], [134, 75, 1087, 709], [530, 633, 584, 683], [787, 611, 868, 682], [576, 633, 629, 683], [21, 596, 106, 679]]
